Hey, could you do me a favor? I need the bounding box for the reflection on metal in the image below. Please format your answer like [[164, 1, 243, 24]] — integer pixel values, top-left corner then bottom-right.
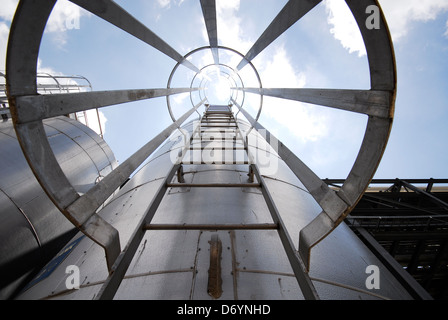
[[4, 0, 421, 301], [0, 116, 117, 299]]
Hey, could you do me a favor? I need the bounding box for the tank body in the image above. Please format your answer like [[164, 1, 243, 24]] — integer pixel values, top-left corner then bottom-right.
[[0, 116, 117, 299], [16, 117, 412, 300]]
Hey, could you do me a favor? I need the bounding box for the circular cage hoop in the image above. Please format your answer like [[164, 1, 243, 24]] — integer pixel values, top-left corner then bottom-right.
[[190, 64, 244, 112], [6, 0, 396, 276], [166, 45, 263, 123]]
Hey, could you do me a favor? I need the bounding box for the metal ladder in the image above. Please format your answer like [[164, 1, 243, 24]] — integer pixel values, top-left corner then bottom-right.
[[95, 105, 319, 300]]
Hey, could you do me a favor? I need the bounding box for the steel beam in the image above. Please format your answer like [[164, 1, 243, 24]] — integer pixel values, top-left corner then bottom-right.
[[96, 114, 204, 299], [96, 164, 181, 300], [200, 0, 219, 64], [236, 0, 321, 70], [240, 88, 392, 118], [233, 100, 348, 216], [66, 98, 206, 224], [167, 183, 260, 188], [355, 227, 433, 300], [400, 180, 448, 210], [6, 1, 56, 96], [13, 88, 198, 124], [144, 223, 278, 230], [251, 163, 320, 300], [70, 0, 200, 73], [346, 0, 396, 90]]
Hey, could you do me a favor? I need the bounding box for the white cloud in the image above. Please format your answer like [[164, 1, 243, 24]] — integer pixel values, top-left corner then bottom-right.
[[258, 45, 306, 89], [0, 0, 18, 21], [46, 0, 91, 46], [157, 0, 171, 9], [324, 0, 366, 57], [0, 0, 89, 49], [324, 0, 448, 57], [215, 0, 252, 54], [379, 0, 448, 40], [204, 1, 331, 144], [251, 44, 330, 144], [157, 0, 185, 9], [0, 22, 9, 70]]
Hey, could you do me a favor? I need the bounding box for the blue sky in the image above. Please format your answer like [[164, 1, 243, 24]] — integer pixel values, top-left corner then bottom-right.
[[1, 0, 447, 182]]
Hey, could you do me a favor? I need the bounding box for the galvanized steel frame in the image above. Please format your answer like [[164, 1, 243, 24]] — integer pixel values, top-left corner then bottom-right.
[[6, 0, 396, 295]]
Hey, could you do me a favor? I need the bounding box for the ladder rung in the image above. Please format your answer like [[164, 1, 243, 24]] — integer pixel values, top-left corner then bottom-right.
[[203, 118, 233, 121], [180, 161, 251, 165], [201, 125, 238, 128], [202, 114, 231, 120], [201, 121, 235, 123], [188, 147, 246, 150], [167, 183, 259, 188], [200, 130, 239, 133], [193, 137, 241, 141], [143, 223, 278, 231], [205, 111, 232, 114]]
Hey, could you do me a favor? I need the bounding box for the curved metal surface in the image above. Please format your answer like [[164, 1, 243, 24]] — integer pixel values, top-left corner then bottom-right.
[[0, 116, 117, 299], [15, 118, 411, 300]]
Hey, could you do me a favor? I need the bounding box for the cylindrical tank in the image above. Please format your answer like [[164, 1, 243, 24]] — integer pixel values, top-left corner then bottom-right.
[[15, 117, 412, 300], [0, 116, 117, 299]]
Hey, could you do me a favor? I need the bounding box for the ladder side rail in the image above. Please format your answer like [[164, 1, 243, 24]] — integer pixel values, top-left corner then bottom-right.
[[96, 118, 202, 300], [234, 117, 319, 300], [251, 163, 320, 300]]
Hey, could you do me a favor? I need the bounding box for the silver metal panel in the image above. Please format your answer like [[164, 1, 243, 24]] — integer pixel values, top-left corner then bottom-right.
[[0, 117, 116, 299], [116, 272, 194, 300], [15, 119, 412, 300], [0, 189, 40, 299], [237, 273, 304, 300], [153, 166, 273, 226]]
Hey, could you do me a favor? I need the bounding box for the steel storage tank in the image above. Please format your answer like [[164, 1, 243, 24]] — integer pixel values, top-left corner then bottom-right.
[[0, 116, 117, 299], [15, 113, 412, 300], [6, 0, 422, 300]]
